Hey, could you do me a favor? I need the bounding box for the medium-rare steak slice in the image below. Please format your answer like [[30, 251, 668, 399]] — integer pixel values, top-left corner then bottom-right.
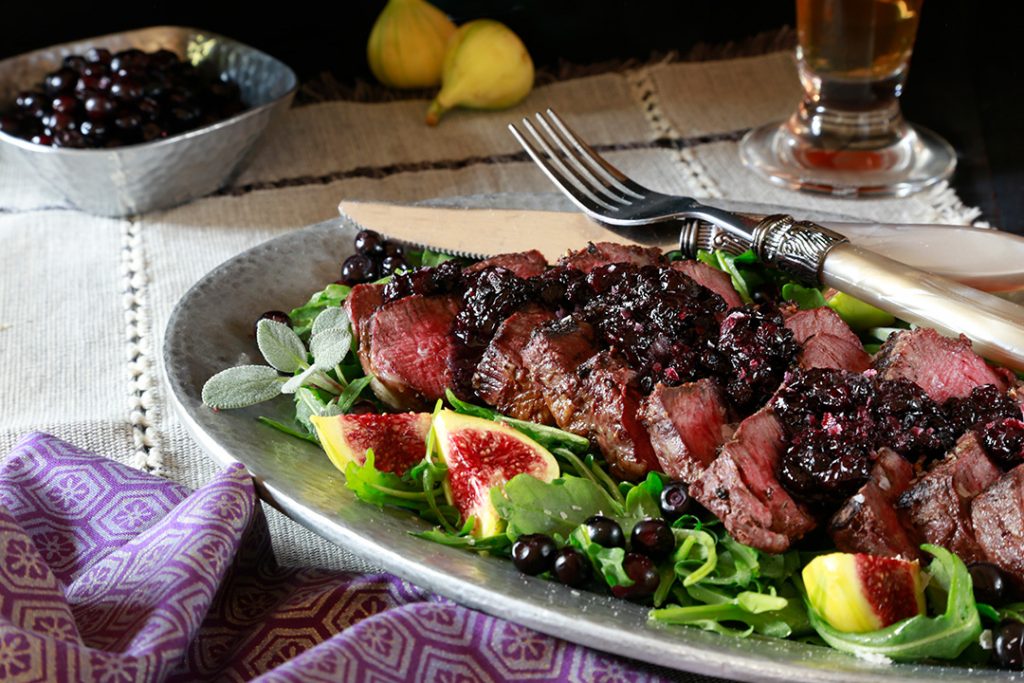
[[473, 306, 556, 424], [559, 242, 665, 273], [690, 408, 816, 553], [366, 294, 460, 411], [874, 328, 1008, 403], [670, 260, 743, 310], [464, 250, 547, 278], [798, 334, 871, 372], [574, 351, 660, 481], [830, 448, 920, 560], [345, 283, 384, 351], [784, 307, 857, 344], [521, 316, 599, 430], [784, 307, 870, 373], [895, 431, 1002, 563], [640, 380, 731, 482], [972, 464, 1024, 589]]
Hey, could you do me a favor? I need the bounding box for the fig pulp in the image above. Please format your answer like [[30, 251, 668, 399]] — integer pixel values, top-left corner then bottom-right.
[[311, 412, 431, 474], [433, 410, 559, 537], [802, 552, 925, 633]]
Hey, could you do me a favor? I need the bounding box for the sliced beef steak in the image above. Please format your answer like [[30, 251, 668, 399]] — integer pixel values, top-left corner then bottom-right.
[[574, 351, 660, 481], [784, 307, 870, 373], [345, 283, 384, 351], [464, 250, 547, 278], [640, 379, 731, 482], [522, 319, 657, 481], [874, 328, 1008, 403], [896, 431, 1002, 563], [366, 294, 460, 411], [670, 260, 743, 310], [798, 334, 871, 372], [784, 307, 858, 344], [830, 448, 920, 560], [559, 242, 665, 273], [521, 316, 599, 431], [972, 464, 1024, 588], [473, 306, 556, 424], [690, 408, 816, 553]]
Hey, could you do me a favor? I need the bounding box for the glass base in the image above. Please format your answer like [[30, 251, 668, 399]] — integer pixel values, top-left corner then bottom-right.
[[739, 120, 956, 198]]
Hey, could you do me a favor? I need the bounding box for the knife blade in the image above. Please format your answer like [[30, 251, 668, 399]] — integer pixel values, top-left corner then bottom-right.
[[338, 200, 1024, 293]]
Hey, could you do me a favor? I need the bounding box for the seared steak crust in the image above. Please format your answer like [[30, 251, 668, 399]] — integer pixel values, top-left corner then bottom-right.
[[690, 408, 816, 553]]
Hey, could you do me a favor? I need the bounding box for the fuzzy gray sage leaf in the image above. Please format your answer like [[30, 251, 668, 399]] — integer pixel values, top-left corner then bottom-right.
[[311, 306, 350, 338], [256, 319, 308, 373], [310, 326, 352, 370], [202, 365, 285, 410], [282, 365, 319, 394]]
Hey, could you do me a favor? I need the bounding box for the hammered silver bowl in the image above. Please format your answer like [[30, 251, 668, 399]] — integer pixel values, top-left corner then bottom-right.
[[0, 26, 297, 216]]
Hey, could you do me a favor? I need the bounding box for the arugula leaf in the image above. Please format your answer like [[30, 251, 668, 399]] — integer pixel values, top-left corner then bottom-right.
[[416, 249, 459, 268], [804, 545, 981, 661], [652, 582, 809, 639], [620, 473, 663, 533], [344, 450, 434, 514], [492, 474, 624, 542], [444, 389, 590, 453], [335, 375, 373, 413], [289, 283, 351, 338], [413, 520, 512, 554], [781, 283, 826, 310], [568, 525, 632, 588], [256, 416, 319, 444]]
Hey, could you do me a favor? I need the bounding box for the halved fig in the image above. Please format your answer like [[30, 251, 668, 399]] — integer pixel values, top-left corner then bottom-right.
[[311, 413, 431, 474], [802, 552, 925, 633], [433, 410, 559, 537]]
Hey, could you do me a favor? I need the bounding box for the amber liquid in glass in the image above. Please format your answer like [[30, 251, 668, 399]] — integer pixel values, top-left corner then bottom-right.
[[796, 0, 922, 111]]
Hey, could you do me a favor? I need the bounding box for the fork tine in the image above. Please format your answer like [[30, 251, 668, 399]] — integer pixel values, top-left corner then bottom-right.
[[544, 108, 648, 199], [510, 119, 622, 215], [531, 113, 634, 207]]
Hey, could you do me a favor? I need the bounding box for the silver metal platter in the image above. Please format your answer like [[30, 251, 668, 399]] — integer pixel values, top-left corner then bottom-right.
[[163, 194, 1011, 682]]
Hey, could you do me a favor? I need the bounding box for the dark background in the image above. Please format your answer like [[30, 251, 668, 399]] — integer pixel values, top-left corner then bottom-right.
[[2, 2, 1020, 229]]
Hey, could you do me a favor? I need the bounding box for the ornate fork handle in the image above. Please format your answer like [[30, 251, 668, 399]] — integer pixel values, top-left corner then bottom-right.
[[752, 214, 849, 282]]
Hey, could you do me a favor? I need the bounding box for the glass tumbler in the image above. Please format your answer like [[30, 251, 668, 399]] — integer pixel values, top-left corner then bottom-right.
[[739, 0, 956, 197]]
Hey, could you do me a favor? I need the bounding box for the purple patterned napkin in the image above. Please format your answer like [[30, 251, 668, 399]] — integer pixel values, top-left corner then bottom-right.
[[0, 433, 674, 682]]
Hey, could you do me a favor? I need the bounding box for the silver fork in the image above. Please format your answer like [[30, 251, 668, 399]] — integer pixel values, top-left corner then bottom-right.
[[508, 109, 759, 256], [509, 108, 1024, 371]]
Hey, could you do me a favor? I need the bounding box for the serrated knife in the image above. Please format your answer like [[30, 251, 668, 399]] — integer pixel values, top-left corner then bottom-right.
[[338, 200, 1024, 293]]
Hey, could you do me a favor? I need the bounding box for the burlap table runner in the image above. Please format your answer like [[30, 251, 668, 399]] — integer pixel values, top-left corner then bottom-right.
[[0, 44, 981, 607]]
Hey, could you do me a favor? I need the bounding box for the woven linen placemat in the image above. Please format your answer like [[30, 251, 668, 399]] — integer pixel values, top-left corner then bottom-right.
[[0, 39, 984, 682]]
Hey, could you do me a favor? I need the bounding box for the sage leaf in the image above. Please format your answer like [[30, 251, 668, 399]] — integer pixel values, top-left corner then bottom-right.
[[310, 326, 352, 369], [282, 365, 319, 394], [202, 365, 285, 409], [311, 306, 350, 337], [256, 319, 308, 373]]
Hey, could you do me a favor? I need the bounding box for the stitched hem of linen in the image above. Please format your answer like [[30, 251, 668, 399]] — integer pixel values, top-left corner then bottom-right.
[[295, 27, 797, 105], [120, 218, 163, 475], [625, 67, 723, 200]]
